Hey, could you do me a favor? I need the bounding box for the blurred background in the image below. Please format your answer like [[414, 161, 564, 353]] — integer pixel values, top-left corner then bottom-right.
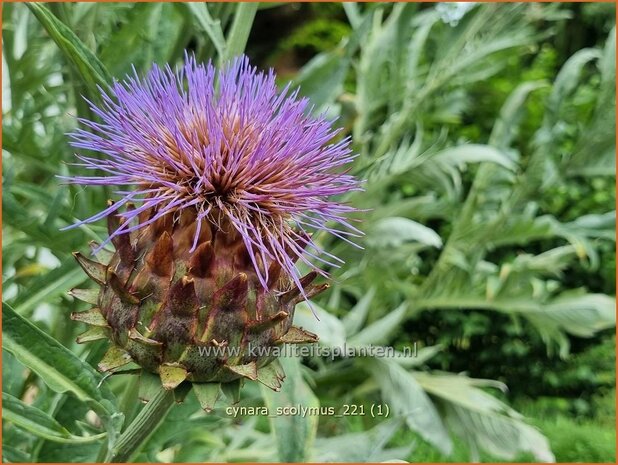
[[2, 2, 616, 462]]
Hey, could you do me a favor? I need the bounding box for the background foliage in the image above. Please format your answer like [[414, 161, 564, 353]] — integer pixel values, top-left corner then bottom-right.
[[2, 2, 616, 463]]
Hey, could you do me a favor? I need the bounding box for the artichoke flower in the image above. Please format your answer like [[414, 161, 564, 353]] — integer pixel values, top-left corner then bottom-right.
[[63, 55, 360, 409]]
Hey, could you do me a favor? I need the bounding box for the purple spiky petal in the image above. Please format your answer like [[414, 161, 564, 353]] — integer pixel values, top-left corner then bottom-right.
[[62, 54, 361, 297]]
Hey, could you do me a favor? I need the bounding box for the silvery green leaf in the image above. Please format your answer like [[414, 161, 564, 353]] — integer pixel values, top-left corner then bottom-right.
[[342, 287, 375, 336], [365, 359, 452, 454], [261, 356, 319, 462], [294, 301, 346, 349], [348, 303, 407, 346], [313, 418, 413, 462], [415, 372, 554, 462], [367, 217, 442, 249]]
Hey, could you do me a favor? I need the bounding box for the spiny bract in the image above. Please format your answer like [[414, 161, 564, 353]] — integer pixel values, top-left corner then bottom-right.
[[64, 55, 360, 410]]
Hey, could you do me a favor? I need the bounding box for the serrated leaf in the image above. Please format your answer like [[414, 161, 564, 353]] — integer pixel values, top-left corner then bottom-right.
[[365, 359, 452, 454], [295, 10, 370, 111], [415, 372, 554, 462], [547, 48, 601, 118], [532, 292, 616, 343]]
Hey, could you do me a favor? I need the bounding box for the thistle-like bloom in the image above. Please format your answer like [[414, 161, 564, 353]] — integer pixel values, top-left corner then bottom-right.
[[64, 55, 360, 295]]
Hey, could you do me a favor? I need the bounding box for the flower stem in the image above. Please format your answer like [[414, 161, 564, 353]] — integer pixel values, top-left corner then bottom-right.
[[118, 375, 141, 425], [221, 2, 258, 64], [107, 388, 175, 463]]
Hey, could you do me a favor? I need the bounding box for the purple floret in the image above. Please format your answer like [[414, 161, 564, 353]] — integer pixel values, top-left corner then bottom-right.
[[63, 54, 361, 296]]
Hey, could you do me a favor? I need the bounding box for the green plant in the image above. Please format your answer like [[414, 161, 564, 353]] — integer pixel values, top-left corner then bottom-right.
[[293, 2, 615, 461], [2, 2, 615, 463]]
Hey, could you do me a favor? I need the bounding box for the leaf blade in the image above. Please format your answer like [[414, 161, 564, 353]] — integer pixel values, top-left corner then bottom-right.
[[2, 392, 106, 444], [261, 356, 319, 462], [2, 302, 117, 416], [26, 3, 112, 93]]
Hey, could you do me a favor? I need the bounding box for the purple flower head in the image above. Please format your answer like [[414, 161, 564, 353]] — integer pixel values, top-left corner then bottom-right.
[[63, 54, 361, 297]]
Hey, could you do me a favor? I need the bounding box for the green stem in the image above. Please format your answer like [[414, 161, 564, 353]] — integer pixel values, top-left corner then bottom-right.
[[118, 376, 141, 426], [221, 2, 258, 64], [107, 389, 175, 463]]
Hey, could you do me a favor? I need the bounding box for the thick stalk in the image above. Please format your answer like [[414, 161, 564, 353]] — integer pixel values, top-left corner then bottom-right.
[[107, 389, 175, 463], [118, 376, 141, 426], [221, 2, 258, 64]]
